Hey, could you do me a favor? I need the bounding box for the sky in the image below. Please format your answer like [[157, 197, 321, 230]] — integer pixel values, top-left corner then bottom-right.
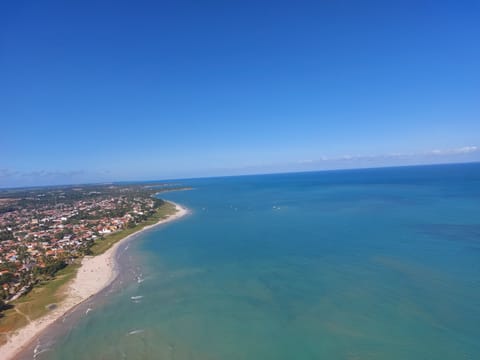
[[1, 0, 479, 187]]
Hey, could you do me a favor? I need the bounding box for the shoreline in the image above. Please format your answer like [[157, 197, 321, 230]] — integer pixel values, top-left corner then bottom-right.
[[1, 201, 189, 360]]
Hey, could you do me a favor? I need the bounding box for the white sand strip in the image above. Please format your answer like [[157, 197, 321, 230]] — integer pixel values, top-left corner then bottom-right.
[[1, 202, 188, 360]]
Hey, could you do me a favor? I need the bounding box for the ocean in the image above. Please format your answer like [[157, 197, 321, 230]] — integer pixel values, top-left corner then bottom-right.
[[26, 163, 480, 359]]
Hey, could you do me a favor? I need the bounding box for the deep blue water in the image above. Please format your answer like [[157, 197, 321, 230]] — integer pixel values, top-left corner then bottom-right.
[[43, 163, 480, 359]]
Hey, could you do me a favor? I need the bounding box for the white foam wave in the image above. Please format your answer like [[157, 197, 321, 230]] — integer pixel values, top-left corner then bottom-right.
[[127, 329, 145, 335]]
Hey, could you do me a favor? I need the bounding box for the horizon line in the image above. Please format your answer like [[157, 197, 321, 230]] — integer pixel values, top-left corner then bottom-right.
[[1, 160, 479, 191]]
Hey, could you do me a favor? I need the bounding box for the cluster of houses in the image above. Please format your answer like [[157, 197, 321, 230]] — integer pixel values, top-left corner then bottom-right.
[[0, 193, 158, 301]]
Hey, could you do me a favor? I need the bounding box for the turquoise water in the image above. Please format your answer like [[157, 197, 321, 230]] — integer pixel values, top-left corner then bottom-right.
[[41, 164, 480, 359]]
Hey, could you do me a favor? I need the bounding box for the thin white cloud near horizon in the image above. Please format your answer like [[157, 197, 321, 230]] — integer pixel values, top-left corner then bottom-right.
[[1, 145, 479, 188], [429, 145, 478, 155], [297, 145, 478, 163]]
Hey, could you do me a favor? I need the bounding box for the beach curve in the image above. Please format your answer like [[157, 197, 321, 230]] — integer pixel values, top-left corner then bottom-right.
[[1, 201, 189, 360]]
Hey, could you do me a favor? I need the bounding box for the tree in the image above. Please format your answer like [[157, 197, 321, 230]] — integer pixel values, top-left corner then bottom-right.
[[0, 230, 14, 241], [17, 245, 29, 263]]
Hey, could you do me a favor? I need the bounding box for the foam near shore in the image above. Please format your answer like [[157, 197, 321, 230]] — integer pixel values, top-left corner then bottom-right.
[[1, 202, 188, 360]]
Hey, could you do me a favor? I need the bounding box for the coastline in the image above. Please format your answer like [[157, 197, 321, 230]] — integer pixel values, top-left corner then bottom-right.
[[1, 201, 189, 360]]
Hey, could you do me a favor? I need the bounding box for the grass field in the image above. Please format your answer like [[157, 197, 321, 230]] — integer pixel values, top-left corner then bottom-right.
[[0, 264, 79, 346]]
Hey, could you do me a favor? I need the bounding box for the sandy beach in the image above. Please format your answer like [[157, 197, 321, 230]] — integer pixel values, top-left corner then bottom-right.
[[1, 202, 188, 360]]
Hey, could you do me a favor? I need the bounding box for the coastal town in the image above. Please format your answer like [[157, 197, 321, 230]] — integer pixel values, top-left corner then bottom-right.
[[0, 183, 185, 310]]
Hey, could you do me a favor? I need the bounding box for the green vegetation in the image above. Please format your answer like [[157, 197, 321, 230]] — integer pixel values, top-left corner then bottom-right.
[[14, 264, 80, 320], [0, 264, 79, 346], [90, 201, 177, 255], [0, 182, 185, 306], [0, 183, 191, 214], [0, 201, 178, 342]]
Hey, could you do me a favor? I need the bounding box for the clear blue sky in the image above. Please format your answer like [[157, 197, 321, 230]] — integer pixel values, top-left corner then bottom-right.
[[1, 0, 479, 187]]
